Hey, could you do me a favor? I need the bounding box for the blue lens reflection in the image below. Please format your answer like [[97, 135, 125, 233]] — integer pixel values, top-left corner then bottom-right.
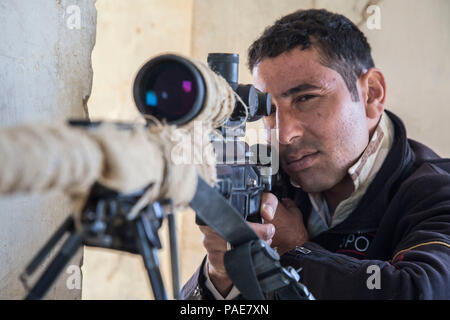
[[146, 91, 158, 107]]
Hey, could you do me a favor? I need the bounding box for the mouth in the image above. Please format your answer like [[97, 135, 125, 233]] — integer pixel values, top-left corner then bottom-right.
[[286, 151, 319, 172]]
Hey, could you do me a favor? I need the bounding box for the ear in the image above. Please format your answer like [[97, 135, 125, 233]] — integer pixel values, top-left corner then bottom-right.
[[359, 68, 386, 121]]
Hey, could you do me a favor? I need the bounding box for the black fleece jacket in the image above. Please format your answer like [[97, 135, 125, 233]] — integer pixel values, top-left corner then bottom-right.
[[181, 111, 450, 300]]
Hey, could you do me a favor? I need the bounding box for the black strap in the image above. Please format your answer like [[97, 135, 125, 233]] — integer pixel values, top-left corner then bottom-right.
[[224, 241, 265, 300], [190, 176, 313, 300], [190, 176, 259, 246]]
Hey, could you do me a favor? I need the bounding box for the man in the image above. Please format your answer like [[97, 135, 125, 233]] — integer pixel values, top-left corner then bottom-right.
[[182, 9, 450, 299]]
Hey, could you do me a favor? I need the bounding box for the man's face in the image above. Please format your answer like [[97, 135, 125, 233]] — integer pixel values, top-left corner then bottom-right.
[[253, 47, 370, 193]]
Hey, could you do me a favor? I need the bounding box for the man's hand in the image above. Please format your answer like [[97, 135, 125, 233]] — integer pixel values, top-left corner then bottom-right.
[[260, 193, 309, 255], [199, 220, 275, 297], [198, 193, 308, 297]]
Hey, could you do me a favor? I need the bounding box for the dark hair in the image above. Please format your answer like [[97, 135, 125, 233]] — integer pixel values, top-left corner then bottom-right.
[[248, 9, 375, 101]]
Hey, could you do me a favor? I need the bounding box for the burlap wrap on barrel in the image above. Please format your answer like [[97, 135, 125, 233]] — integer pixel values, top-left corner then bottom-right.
[[0, 123, 197, 212]]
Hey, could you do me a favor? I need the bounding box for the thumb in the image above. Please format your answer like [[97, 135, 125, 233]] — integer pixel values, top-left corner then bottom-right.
[[260, 193, 278, 221]]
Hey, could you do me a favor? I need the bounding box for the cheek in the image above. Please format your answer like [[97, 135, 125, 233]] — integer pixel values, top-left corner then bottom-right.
[[300, 103, 338, 148], [328, 104, 369, 164], [308, 92, 368, 163]]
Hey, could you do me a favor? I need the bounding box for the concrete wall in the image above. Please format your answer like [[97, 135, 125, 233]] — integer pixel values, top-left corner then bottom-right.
[[84, 0, 449, 299], [0, 0, 97, 299], [367, 0, 450, 155]]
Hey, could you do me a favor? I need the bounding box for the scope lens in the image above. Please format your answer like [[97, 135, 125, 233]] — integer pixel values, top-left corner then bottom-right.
[[134, 56, 205, 125]]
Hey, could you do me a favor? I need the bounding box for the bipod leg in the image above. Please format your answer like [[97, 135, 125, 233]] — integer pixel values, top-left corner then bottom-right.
[[135, 216, 167, 300], [24, 229, 82, 300], [167, 212, 180, 299]]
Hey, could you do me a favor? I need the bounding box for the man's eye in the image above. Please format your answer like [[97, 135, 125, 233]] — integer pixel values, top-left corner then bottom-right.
[[294, 95, 316, 104]]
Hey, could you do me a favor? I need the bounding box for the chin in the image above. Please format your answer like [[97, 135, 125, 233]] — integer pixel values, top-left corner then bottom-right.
[[288, 169, 337, 193]]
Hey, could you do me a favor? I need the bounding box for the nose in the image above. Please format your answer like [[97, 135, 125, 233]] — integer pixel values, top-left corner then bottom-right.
[[277, 107, 304, 145]]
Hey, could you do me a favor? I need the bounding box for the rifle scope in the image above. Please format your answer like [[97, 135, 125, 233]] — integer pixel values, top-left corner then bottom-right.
[[133, 53, 271, 126]]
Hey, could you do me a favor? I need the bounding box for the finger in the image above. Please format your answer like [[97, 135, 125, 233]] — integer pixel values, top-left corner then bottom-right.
[[199, 225, 217, 235], [207, 251, 228, 275], [199, 226, 227, 251], [249, 222, 275, 241], [199, 225, 227, 240], [260, 193, 278, 221], [202, 235, 227, 252]]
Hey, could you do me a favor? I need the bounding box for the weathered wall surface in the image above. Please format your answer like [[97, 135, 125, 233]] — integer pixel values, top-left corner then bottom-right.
[[0, 0, 97, 299], [366, 0, 450, 156], [191, 0, 315, 84]]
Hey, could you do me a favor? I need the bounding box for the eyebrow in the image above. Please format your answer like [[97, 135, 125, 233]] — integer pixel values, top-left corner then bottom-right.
[[280, 83, 322, 98]]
